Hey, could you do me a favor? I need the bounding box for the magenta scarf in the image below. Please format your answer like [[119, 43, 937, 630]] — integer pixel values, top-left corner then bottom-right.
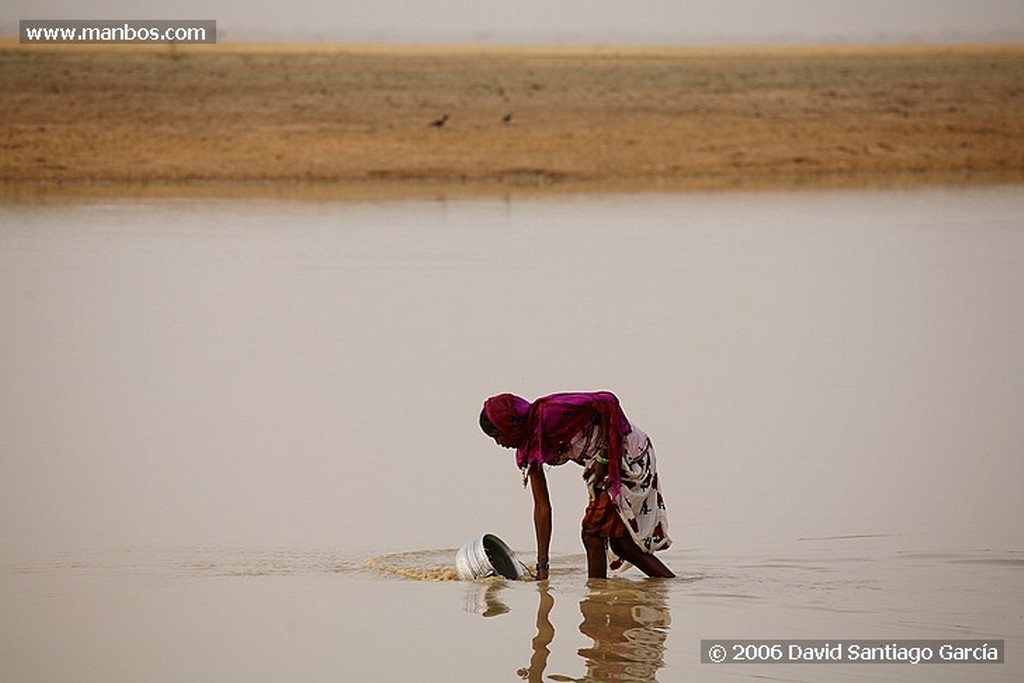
[[482, 391, 632, 499]]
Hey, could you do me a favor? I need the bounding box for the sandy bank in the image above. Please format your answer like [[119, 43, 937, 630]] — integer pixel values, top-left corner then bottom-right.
[[1, 42, 1022, 196]]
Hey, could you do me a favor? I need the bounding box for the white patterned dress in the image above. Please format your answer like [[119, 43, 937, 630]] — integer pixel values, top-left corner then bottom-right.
[[547, 420, 672, 556]]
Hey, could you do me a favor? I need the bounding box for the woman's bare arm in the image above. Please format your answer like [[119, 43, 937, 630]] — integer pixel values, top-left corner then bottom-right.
[[528, 465, 552, 580]]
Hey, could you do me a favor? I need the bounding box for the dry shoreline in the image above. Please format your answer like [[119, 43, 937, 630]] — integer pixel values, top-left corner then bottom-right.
[[2, 41, 1023, 197]]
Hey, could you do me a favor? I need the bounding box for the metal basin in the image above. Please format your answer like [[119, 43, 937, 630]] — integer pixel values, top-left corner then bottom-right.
[[454, 533, 526, 580]]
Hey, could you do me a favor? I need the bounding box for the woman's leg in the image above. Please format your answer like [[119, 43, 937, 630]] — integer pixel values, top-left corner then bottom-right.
[[582, 529, 608, 579], [609, 536, 675, 578]]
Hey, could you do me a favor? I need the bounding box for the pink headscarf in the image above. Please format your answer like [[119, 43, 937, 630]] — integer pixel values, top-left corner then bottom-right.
[[481, 393, 532, 447], [482, 391, 632, 499]]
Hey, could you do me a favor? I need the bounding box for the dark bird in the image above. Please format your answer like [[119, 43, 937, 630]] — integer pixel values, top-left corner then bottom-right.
[[430, 114, 449, 128], [502, 112, 513, 124]]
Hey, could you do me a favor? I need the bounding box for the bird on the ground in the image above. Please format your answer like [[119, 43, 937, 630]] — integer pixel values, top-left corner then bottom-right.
[[430, 114, 449, 128], [502, 112, 513, 123]]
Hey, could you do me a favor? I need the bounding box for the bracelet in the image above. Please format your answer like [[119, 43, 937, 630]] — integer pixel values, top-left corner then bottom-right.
[[595, 455, 609, 465], [536, 560, 550, 570]]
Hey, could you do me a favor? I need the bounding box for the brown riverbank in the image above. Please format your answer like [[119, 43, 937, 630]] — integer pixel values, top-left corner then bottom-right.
[[1, 41, 1023, 196]]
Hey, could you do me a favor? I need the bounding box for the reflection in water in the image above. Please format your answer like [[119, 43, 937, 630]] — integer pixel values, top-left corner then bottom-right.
[[463, 580, 512, 617], [515, 580, 671, 682], [517, 588, 556, 682], [576, 580, 671, 682]]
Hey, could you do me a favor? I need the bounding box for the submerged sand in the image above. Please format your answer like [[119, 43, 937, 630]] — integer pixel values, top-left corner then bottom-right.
[[1, 42, 1023, 194]]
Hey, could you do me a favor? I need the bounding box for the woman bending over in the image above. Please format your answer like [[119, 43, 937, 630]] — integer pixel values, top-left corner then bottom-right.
[[480, 391, 674, 580]]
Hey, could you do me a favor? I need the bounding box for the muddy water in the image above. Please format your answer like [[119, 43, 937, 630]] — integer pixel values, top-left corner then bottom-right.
[[1, 186, 1022, 681]]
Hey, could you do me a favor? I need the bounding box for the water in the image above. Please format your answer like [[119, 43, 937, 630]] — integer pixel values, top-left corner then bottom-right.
[[1, 185, 1022, 681]]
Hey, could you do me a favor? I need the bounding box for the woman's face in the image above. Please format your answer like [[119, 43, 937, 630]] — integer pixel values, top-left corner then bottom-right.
[[480, 411, 516, 448], [491, 432, 517, 449]]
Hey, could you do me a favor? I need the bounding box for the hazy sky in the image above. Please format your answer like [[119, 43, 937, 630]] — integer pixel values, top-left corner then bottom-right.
[[7, 0, 1024, 43]]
